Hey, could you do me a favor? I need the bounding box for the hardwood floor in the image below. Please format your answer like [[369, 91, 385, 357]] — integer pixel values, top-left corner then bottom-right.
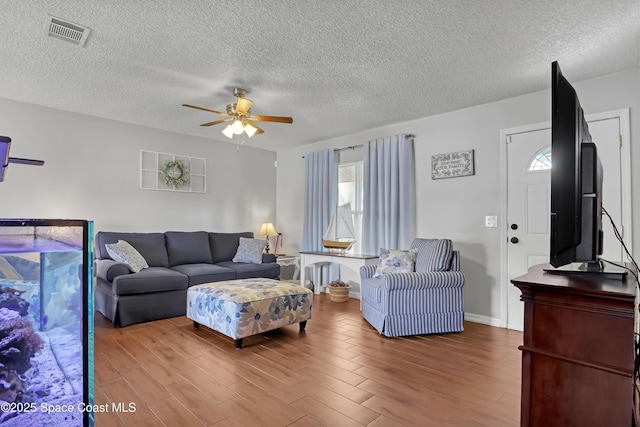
[[94, 294, 523, 426]]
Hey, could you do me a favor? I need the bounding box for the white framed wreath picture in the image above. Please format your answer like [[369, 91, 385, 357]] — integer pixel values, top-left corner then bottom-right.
[[140, 150, 206, 193]]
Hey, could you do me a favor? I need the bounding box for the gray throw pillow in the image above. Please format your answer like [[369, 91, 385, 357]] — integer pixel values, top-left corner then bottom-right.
[[232, 237, 267, 264], [105, 240, 149, 273]]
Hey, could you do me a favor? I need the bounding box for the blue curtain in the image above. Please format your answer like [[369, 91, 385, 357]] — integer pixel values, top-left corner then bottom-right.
[[302, 149, 338, 286], [362, 134, 415, 254]]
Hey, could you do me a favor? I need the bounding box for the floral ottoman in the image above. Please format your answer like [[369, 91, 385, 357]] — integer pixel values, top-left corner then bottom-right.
[[186, 278, 313, 348]]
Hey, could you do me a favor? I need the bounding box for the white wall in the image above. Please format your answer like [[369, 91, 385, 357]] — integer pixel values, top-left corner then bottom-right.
[[0, 97, 277, 235], [276, 68, 640, 324]]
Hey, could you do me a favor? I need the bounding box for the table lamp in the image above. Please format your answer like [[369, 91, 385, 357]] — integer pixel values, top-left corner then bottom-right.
[[258, 222, 278, 253]]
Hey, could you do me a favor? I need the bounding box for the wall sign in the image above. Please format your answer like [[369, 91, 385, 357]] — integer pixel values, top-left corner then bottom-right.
[[431, 149, 475, 179]]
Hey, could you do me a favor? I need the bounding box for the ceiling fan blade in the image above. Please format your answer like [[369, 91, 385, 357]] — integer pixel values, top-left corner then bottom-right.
[[8, 157, 45, 166], [248, 115, 293, 124], [200, 118, 230, 127], [236, 97, 253, 115], [182, 104, 227, 115]]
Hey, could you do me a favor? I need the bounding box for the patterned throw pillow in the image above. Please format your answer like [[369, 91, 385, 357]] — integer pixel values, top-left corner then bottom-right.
[[105, 240, 149, 273], [232, 237, 267, 264], [373, 248, 418, 278]]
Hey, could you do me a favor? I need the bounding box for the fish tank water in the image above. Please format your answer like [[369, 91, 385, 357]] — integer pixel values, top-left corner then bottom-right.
[[0, 219, 93, 427]]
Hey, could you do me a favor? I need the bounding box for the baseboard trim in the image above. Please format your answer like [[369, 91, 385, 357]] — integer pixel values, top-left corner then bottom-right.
[[464, 312, 502, 327]]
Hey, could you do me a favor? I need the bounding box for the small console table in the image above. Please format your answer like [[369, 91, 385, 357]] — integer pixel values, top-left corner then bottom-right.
[[511, 263, 636, 426], [275, 255, 300, 281], [299, 251, 378, 295]]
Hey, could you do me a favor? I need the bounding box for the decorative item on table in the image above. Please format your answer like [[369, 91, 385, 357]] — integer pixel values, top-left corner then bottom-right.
[[327, 279, 351, 302], [323, 202, 356, 252], [258, 222, 278, 253], [274, 232, 284, 256]]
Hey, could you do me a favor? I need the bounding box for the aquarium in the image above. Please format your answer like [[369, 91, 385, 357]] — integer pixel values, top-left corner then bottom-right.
[[0, 219, 93, 427]]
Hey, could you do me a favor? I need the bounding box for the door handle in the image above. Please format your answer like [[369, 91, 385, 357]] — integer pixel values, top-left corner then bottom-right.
[[510, 237, 519, 244]]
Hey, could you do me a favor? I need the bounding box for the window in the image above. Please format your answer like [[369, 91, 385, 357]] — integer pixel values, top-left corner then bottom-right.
[[338, 161, 363, 253], [528, 146, 552, 171]]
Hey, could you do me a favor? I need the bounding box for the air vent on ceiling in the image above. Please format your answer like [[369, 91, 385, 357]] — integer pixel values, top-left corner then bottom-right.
[[45, 15, 90, 47]]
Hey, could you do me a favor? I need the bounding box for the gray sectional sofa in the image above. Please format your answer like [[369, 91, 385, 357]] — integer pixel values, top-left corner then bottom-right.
[[94, 231, 280, 327]]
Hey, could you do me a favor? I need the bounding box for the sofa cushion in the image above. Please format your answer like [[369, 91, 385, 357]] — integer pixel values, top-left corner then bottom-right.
[[216, 261, 281, 280], [96, 232, 170, 268], [232, 237, 267, 264], [209, 232, 253, 263], [165, 231, 213, 267], [171, 263, 236, 286], [112, 267, 188, 296], [411, 238, 453, 272], [105, 240, 149, 273], [373, 248, 418, 278]]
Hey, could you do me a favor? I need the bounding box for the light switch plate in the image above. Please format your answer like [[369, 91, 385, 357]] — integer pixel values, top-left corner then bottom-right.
[[485, 216, 498, 228]]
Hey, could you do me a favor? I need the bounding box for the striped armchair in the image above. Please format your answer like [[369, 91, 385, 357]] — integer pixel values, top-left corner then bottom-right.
[[360, 239, 465, 337]]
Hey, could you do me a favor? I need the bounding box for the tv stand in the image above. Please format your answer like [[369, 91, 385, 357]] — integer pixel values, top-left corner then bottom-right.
[[512, 263, 636, 426]]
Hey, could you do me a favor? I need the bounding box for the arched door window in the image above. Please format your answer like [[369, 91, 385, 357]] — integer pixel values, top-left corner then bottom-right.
[[528, 146, 552, 171]]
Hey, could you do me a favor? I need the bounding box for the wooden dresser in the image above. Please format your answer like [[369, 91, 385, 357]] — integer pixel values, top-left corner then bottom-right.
[[511, 264, 636, 426]]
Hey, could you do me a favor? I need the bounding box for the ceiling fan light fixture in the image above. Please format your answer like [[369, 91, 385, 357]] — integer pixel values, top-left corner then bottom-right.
[[236, 97, 253, 115], [244, 121, 258, 137], [184, 87, 293, 142], [221, 124, 235, 139], [231, 119, 244, 134]]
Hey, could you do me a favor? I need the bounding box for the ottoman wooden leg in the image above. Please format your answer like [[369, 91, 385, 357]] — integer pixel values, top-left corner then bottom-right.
[[193, 321, 200, 329], [234, 338, 243, 349], [299, 320, 307, 332]]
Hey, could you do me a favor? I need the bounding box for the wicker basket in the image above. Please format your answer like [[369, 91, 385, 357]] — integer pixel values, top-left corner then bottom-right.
[[328, 284, 351, 302]]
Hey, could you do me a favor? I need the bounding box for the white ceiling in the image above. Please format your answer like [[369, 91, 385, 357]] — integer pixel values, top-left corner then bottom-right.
[[1, 1, 639, 152]]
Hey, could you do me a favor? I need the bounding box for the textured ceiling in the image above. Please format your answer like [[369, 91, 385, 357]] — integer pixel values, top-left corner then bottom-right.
[[1, 1, 639, 151]]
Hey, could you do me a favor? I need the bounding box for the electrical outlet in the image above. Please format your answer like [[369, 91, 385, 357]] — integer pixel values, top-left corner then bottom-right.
[[485, 216, 498, 228]]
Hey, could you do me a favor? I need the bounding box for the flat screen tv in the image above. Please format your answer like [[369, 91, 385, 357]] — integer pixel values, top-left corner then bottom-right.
[[548, 61, 625, 279]]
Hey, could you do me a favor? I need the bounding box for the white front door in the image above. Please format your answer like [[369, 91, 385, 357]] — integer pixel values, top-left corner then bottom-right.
[[503, 111, 630, 331], [506, 129, 551, 331]]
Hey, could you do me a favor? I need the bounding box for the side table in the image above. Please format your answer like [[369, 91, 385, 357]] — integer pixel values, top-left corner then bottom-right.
[[299, 251, 378, 295], [276, 255, 300, 281]]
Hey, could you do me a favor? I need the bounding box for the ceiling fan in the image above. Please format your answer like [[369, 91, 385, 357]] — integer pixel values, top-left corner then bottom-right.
[[182, 88, 293, 139]]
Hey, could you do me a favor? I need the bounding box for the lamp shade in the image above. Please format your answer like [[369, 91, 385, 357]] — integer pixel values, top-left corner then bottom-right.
[[243, 121, 258, 138], [221, 123, 234, 139], [231, 120, 244, 135], [258, 222, 278, 237]]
